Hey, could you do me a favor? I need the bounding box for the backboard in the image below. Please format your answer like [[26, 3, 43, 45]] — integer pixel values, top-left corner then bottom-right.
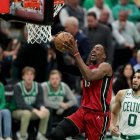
[[0, 0, 10, 14], [0, 0, 54, 25]]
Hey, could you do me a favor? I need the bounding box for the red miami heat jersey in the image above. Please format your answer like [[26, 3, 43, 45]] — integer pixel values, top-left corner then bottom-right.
[[81, 64, 113, 112]]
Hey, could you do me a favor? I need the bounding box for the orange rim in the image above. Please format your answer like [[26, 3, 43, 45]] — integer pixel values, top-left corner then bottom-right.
[[24, 0, 41, 9], [54, 0, 64, 4]]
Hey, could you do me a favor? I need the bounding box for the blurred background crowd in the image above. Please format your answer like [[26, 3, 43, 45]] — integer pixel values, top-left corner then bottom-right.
[[0, 0, 140, 139]]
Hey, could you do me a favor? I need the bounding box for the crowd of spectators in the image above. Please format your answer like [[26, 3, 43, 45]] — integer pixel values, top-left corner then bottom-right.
[[0, 0, 140, 139]]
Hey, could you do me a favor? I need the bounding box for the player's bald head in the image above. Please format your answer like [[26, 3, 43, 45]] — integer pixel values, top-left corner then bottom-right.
[[94, 44, 106, 55]]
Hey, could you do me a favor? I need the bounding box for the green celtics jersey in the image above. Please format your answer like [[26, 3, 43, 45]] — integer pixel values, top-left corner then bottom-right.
[[46, 81, 65, 105], [119, 89, 140, 135], [18, 81, 38, 106]]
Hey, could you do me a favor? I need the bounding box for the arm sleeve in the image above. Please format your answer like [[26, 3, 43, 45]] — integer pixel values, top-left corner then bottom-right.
[[64, 83, 78, 107], [42, 83, 60, 109], [35, 84, 45, 109], [13, 85, 33, 110]]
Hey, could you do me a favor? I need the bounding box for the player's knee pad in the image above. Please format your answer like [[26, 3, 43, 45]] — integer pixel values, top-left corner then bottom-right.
[[51, 126, 65, 140]]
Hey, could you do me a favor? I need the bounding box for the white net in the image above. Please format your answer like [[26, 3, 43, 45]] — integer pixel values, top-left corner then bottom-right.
[[26, 3, 64, 44], [26, 24, 52, 44]]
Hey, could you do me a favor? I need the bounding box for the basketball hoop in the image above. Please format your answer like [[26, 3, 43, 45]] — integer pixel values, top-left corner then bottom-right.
[[26, 0, 64, 44]]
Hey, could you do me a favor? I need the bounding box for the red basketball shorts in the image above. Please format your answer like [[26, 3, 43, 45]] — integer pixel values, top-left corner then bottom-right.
[[67, 107, 110, 140]]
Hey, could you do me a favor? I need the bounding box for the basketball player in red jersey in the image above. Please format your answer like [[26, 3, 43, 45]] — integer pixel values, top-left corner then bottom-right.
[[51, 42, 113, 140]]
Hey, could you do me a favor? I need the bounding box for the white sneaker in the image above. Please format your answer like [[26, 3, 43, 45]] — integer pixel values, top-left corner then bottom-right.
[[36, 132, 48, 140], [16, 132, 28, 140], [5, 138, 12, 140]]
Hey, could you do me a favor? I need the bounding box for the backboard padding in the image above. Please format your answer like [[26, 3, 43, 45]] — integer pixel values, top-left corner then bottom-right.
[[0, 0, 54, 25]]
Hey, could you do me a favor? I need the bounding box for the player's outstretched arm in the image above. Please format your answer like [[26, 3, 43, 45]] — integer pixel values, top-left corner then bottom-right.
[[63, 40, 112, 81], [85, 62, 112, 81], [75, 61, 112, 81], [70, 54, 112, 81]]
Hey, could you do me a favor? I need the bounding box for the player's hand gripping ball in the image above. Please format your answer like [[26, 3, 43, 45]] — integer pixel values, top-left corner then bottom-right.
[[53, 32, 74, 53]]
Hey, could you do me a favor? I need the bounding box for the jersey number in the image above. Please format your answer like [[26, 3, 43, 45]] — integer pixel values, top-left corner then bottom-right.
[[128, 114, 137, 127], [84, 80, 90, 87]]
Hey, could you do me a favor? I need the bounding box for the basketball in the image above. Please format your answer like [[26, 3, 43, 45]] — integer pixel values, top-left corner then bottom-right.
[[53, 32, 74, 53]]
